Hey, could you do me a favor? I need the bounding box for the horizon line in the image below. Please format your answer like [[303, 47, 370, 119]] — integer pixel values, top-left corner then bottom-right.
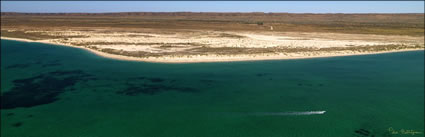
[[2, 11, 424, 14]]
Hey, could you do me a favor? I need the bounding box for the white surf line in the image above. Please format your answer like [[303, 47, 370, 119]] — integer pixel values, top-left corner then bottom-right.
[[250, 111, 326, 116]]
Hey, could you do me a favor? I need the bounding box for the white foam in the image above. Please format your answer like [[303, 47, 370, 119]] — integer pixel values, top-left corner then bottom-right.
[[252, 111, 326, 116]]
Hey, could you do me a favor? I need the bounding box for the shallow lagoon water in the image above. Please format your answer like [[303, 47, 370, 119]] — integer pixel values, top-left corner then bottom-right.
[[1, 39, 424, 137]]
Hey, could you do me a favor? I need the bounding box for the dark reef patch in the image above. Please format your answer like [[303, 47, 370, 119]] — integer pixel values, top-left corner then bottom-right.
[[11, 122, 23, 127], [6, 113, 15, 116], [117, 77, 198, 96], [0, 70, 94, 109], [200, 79, 214, 83], [147, 78, 165, 83], [6, 64, 31, 69], [48, 70, 89, 76], [6, 60, 62, 69], [200, 79, 215, 86], [118, 84, 161, 95], [40, 59, 62, 67], [33, 61, 43, 65], [132, 76, 146, 80], [256, 73, 269, 77], [41, 62, 61, 67], [297, 83, 324, 87]]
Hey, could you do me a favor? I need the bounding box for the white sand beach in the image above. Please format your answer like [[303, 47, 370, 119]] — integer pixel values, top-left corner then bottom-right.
[[1, 30, 424, 63]]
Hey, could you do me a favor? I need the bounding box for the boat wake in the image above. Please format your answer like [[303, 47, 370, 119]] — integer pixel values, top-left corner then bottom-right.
[[250, 111, 326, 116]]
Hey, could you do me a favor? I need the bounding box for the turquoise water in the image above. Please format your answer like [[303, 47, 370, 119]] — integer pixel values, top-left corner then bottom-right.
[[1, 39, 424, 137]]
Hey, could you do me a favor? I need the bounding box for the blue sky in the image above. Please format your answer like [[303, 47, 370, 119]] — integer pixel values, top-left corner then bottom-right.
[[1, 1, 424, 13]]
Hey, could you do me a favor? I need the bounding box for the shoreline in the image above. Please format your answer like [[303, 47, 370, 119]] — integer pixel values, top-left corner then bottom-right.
[[1, 36, 424, 63]]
